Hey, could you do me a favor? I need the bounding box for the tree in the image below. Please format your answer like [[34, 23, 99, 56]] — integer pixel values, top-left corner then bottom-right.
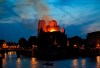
[[0, 40, 5, 48], [18, 38, 27, 48], [28, 36, 37, 48]]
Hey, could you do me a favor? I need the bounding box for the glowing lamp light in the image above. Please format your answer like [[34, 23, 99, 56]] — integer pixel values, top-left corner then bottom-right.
[[74, 44, 78, 48], [96, 43, 100, 49], [74, 44, 77, 47], [97, 44, 100, 47]]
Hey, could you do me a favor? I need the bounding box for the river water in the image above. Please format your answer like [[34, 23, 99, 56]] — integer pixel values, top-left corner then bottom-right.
[[2, 51, 100, 68]]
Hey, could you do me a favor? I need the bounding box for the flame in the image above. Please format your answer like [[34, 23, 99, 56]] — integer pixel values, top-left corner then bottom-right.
[[50, 29, 56, 32], [38, 19, 64, 33]]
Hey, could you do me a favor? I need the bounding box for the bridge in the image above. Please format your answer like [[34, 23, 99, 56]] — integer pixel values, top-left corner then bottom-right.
[[0, 45, 37, 59], [0, 46, 35, 59]]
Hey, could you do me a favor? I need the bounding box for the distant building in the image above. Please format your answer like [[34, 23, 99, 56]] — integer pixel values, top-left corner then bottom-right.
[[68, 36, 85, 49], [86, 31, 100, 48]]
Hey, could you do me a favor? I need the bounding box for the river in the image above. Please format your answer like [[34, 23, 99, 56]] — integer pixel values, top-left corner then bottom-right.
[[2, 51, 100, 68]]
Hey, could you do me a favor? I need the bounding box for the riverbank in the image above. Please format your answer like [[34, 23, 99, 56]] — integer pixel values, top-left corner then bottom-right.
[[20, 48, 100, 60]]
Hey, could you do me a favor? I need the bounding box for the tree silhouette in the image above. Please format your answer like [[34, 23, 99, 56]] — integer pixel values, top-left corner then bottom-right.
[[18, 38, 27, 48], [28, 36, 37, 48], [0, 40, 5, 48]]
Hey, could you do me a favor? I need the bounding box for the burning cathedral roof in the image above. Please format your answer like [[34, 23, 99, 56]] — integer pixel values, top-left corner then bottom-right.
[[38, 19, 64, 33]]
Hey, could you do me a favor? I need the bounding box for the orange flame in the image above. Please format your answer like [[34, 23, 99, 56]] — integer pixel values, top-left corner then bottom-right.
[[38, 19, 64, 33], [50, 28, 56, 32]]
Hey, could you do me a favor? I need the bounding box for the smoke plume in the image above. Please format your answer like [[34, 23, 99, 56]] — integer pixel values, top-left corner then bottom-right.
[[28, 0, 49, 19]]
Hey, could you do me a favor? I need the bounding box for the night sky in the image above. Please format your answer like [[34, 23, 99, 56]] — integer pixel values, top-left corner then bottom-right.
[[0, 0, 100, 42]]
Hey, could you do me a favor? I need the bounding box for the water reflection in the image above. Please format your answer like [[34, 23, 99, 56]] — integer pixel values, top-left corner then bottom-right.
[[8, 52, 16, 60], [3, 52, 100, 68], [2, 59, 7, 68], [16, 58, 21, 68], [4, 53, 7, 59], [81, 59, 86, 68], [72, 59, 78, 68], [96, 56, 100, 68], [3, 53, 7, 68], [96, 56, 100, 63], [31, 58, 38, 68]]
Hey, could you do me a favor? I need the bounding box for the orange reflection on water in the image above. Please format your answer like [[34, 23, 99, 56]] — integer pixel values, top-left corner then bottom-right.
[[72, 59, 78, 68], [96, 56, 100, 68], [97, 56, 100, 63], [31, 58, 38, 68], [8, 52, 12, 55], [17, 58, 21, 63], [31, 58, 38, 64], [4, 53, 7, 59], [81, 59, 86, 68], [81, 59, 86, 65], [16, 58, 21, 68], [2, 59, 7, 67]]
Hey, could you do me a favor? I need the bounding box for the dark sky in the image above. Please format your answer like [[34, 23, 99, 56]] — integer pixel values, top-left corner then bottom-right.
[[0, 0, 100, 42]]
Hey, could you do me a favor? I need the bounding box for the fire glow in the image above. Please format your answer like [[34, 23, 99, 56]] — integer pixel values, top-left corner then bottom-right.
[[50, 28, 56, 32], [38, 19, 64, 33]]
